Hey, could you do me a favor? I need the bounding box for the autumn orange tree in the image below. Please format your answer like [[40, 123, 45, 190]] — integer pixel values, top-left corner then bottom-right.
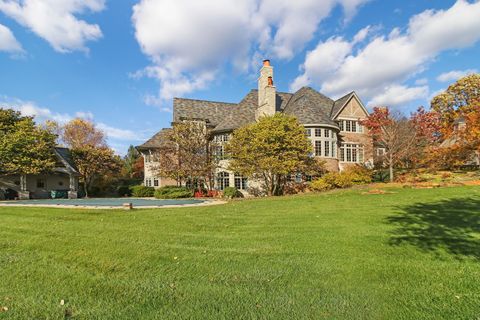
[[427, 74, 480, 168], [58, 118, 121, 197], [361, 107, 417, 182], [153, 122, 218, 191]]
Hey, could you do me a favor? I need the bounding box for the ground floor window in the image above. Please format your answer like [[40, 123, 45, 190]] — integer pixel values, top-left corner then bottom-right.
[[216, 172, 230, 190], [145, 178, 152, 187], [234, 174, 248, 190], [153, 179, 159, 187], [340, 143, 364, 163]]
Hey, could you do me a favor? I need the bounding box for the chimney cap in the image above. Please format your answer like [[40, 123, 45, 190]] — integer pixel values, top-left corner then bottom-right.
[[263, 59, 271, 66]]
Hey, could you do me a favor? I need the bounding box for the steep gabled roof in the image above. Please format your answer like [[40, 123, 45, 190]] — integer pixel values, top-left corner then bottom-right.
[[212, 90, 256, 132], [136, 128, 172, 150], [54, 147, 79, 175], [173, 98, 235, 127], [283, 87, 338, 127], [331, 92, 355, 118]]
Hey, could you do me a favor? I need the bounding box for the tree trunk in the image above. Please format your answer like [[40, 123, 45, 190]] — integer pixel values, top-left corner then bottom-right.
[[389, 153, 394, 183], [83, 182, 89, 198]]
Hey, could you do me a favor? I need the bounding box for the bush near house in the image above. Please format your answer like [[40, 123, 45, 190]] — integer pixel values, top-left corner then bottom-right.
[[154, 186, 193, 199], [311, 165, 373, 192], [223, 187, 243, 199], [130, 185, 155, 197]]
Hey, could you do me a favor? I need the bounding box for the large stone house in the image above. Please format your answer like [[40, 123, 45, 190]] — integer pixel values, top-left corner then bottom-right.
[[0, 147, 80, 200], [137, 60, 373, 193]]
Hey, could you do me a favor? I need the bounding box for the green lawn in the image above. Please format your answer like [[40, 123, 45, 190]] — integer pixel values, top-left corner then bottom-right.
[[1, 186, 479, 319]]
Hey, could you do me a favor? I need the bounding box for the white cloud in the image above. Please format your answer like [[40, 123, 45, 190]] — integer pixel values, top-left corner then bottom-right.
[[367, 84, 429, 107], [292, 0, 480, 107], [0, 23, 23, 53], [414, 78, 428, 85], [436, 69, 478, 83], [0, 0, 105, 53], [132, 0, 369, 107]]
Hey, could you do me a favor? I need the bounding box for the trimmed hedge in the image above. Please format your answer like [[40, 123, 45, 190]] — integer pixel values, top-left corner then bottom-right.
[[223, 187, 243, 198], [154, 186, 193, 199], [130, 185, 155, 197]]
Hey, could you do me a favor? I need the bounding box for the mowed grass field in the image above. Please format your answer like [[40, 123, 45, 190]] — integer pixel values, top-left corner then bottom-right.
[[1, 186, 479, 319]]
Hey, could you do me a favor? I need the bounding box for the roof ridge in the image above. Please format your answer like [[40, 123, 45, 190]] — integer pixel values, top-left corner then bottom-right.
[[174, 97, 237, 105], [335, 91, 355, 102]]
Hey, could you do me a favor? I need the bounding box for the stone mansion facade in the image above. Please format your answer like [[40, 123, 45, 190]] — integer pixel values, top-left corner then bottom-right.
[[137, 60, 373, 192]]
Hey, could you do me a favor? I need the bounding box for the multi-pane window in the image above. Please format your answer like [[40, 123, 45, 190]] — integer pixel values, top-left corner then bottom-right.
[[234, 174, 248, 190], [340, 143, 364, 163], [216, 172, 230, 190], [305, 129, 311, 137], [214, 134, 230, 160], [154, 179, 159, 187], [145, 178, 151, 187], [324, 141, 330, 157], [314, 141, 322, 156], [214, 134, 229, 143], [338, 120, 364, 133], [307, 127, 337, 159]]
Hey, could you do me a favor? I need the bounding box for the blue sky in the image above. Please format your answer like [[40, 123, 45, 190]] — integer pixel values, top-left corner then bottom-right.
[[1, 0, 479, 154]]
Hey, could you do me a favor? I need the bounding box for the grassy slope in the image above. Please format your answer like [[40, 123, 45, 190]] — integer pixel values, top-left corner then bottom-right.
[[0, 186, 479, 319]]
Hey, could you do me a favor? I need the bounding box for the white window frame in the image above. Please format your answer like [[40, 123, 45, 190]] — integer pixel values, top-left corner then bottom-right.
[[340, 143, 364, 163], [307, 127, 337, 159], [338, 119, 364, 133]]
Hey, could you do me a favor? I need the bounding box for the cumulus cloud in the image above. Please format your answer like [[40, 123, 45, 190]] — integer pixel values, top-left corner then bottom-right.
[[0, 0, 105, 53], [436, 69, 478, 83], [367, 85, 429, 107], [292, 0, 480, 107], [131, 0, 370, 107], [0, 23, 23, 53]]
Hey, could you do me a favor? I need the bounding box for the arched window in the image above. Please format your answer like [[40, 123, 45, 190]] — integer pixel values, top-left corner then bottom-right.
[[216, 172, 230, 190]]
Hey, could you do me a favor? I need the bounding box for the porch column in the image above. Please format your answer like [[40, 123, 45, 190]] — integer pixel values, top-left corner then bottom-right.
[[68, 175, 78, 199], [18, 174, 30, 200]]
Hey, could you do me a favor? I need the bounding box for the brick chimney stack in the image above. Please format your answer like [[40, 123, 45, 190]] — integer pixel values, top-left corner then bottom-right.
[[256, 59, 276, 120]]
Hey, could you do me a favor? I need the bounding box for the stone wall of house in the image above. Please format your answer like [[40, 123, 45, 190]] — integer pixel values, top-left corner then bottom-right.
[[335, 96, 374, 170]]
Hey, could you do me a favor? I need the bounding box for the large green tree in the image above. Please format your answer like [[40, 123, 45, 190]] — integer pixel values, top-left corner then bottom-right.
[[0, 108, 57, 176], [226, 114, 312, 196]]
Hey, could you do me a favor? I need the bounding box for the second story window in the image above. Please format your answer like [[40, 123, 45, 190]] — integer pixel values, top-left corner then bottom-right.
[[339, 120, 364, 133]]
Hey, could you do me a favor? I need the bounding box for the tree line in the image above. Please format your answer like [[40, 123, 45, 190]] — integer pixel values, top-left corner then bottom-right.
[[0, 112, 144, 197]]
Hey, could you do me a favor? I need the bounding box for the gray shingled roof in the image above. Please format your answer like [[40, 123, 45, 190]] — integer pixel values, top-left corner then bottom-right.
[[173, 98, 235, 127], [54, 147, 79, 174], [283, 87, 338, 127], [139, 86, 361, 148], [136, 128, 172, 149], [331, 92, 354, 117]]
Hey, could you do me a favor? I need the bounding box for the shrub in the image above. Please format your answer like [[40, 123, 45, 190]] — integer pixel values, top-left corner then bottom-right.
[[154, 186, 193, 199], [310, 179, 332, 191], [117, 185, 132, 197], [310, 166, 372, 192], [130, 185, 155, 197], [223, 187, 243, 198], [342, 165, 373, 185], [0, 189, 5, 201]]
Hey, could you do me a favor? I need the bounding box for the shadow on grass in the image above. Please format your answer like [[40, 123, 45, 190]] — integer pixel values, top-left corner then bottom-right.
[[387, 197, 480, 260]]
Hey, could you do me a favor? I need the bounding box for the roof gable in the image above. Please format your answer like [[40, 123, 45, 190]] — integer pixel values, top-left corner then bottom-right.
[[332, 92, 369, 119]]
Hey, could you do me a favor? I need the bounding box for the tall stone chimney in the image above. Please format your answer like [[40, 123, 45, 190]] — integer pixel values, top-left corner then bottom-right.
[[256, 59, 276, 120]]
